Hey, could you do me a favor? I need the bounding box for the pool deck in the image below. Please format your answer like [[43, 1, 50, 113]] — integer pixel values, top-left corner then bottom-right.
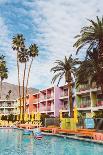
[[42, 132, 103, 145]]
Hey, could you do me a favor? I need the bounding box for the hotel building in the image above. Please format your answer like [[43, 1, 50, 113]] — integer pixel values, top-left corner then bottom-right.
[[0, 100, 17, 115], [76, 82, 103, 117], [25, 84, 75, 117]]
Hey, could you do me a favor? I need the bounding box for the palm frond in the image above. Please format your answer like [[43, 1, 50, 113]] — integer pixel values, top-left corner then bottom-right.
[[51, 72, 64, 84]]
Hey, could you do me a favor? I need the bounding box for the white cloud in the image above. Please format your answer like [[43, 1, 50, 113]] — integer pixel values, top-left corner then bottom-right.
[[1, 0, 103, 89], [26, 0, 103, 88], [0, 16, 17, 83]]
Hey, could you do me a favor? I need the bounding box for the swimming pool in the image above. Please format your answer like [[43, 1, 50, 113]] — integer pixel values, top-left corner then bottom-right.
[[0, 129, 103, 155]]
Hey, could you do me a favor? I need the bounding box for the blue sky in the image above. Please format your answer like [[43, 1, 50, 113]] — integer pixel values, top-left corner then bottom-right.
[[0, 0, 103, 89]]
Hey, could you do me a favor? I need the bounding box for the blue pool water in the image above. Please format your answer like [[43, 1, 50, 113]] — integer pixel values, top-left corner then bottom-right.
[[0, 129, 103, 155]]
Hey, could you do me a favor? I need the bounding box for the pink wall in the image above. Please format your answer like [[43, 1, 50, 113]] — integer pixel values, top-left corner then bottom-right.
[[54, 86, 61, 117], [25, 84, 72, 117]]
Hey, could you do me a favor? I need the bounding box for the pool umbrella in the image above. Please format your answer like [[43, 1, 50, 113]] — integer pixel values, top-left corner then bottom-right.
[[24, 113, 28, 122], [17, 115, 19, 121], [31, 111, 34, 122], [37, 112, 41, 120], [35, 113, 37, 120], [74, 106, 78, 123], [60, 110, 63, 120], [20, 113, 23, 121], [0, 114, 2, 120], [37, 112, 41, 128]]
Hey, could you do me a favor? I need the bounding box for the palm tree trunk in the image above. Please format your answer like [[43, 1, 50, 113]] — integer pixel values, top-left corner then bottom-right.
[[26, 57, 33, 95], [17, 52, 21, 121], [0, 78, 2, 99], [68, 82, 74, 118], [101, 83, 103, 98], [24, 58, 33, 111], [22, 62, 26, 122]]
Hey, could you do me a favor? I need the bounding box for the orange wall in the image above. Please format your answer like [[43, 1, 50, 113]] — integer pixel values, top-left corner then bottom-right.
[[26, 95, 38, 113]]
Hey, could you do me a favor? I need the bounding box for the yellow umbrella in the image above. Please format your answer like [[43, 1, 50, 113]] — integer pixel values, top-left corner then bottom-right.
[[24, 113, 28, 122], [36, 112, 41, 128], [20, 113, 23, 121], [0, 114, 2, 120], [60, 110, 62, 120], [74, 106, 78, 123], [37, 112, 41, 121], [17, 115, 19, 121], [31, 111, 34, 122], [35, 113, 37, 120]]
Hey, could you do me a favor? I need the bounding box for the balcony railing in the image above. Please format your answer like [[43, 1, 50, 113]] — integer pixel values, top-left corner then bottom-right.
[[47, 105, 54, 111], [5, 104, 14, 107], [79, 102, 91, 108], [47, 95, 54, 99], [61, 106, 68, 110], [60, 93, 68, 97], [0, 104, 14, 107], [39, 106, 47, 112], [5, 111, 14, 114], [39, 105, 54, 112], [77, 84, 90, 92], [96, 99, 103, 107], [39, 96, 46, 101]]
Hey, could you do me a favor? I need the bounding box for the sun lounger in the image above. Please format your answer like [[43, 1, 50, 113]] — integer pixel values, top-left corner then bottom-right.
[[93, 133, 103, 141], [40, 127, 96, 138]]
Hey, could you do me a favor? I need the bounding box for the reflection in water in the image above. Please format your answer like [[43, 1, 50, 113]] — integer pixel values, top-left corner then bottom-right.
[[16, 130, 34, 155], [0, 129, 103, 155]]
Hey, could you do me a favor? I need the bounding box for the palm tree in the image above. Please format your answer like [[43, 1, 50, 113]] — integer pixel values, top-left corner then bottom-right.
[[73, 16, 103, 61], [74, 16, 103, 97], [25, 44, 39, 96], [5, 94, 9, 100], [76, 48, 103, 94], [0, 55, 8, 99], [51, 55, 78, 118], [8, 90, 12, 100], [12, 34, 25, 120], [18, 47, 29, 122], [5, 90, 12, 100]]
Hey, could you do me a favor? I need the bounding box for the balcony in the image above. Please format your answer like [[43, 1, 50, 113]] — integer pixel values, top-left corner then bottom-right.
[[79, 102, 91, 108], [5, 104, 14, 108], [0, 104, 14, 108], [61, 93, 68, 97], [39, 96, 46, 102], [60, 94, 68, 100], [77, 84, 90, 92], [47, 105, 54, 111], [5, 110, 14, 114], [61, 106, 68, 110], [33, 99, 38, 104], [39, 106, 47, 112], [96, 99, 103, 107], [0, 111, 4, 114], [47, 95, 54, 100], [39, 105, 54, 112]]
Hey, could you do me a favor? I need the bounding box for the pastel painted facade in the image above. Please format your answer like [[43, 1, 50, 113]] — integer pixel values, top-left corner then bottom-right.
[[25, 86, 61, 117], [76, 82, 103, 117], [26, 94, 38, 113], [0, 100, 17, 115], [25, 84, 75, 117]]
